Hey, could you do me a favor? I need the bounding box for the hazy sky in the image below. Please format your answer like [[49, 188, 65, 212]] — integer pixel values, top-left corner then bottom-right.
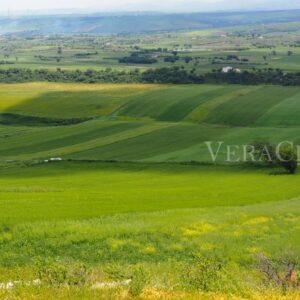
[[1, 0, 300, 14]]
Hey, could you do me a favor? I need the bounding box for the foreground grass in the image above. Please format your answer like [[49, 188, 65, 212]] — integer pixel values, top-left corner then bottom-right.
[[0, 198, 299, 298], [0, 162, 299, 298], [1, 288, 300, 300], [0, 197, 299, 298]]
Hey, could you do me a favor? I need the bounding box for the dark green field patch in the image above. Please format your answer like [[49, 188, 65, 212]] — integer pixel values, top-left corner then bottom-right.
[[158, 87, 231, 122], [0, 121, 143, 157], [0, 113, 90, 126], [68, 124, 229, 161], [116, 85, 223, 121], [5, 91, 136, 119]]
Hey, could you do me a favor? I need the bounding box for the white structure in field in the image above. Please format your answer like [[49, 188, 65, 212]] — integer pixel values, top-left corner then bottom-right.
[[44, 157, 63, 163], [222, 66, 242, 73], [222, 66, 234, 73]]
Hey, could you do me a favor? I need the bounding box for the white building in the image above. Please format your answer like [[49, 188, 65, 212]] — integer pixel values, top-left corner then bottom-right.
[[222, 66, 234, 73], [222, 66, 242, 73]]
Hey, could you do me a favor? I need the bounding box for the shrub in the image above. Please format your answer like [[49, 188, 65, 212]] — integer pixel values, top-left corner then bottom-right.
[[182, 255, 224, 292], [35, 258, 89, 287], [257, 253, 299, 292], [277, 144, 298, 174], [129, 265, 149, 297], [104, 263, 129, 280], [249, 140, 298, 174], [249, 140, 277, 165]]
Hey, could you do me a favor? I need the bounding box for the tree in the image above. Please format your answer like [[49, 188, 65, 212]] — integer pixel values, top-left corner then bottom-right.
[[277, 143, 298, 174], [184, 57, 193, 64], [57, 47, 63, 55], [249, 140, 298, 174], [119, 53, 157, 64], [250, 140, 277, 165]]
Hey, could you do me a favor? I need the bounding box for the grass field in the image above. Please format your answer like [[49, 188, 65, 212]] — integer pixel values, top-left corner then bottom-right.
[[2, 83, 300, 127], [0, 82, 300, 298], [2, 161, 300, 224], [1, 22, 300, 74], [0, 161, 299, 299], [1, 83, 300, 162]]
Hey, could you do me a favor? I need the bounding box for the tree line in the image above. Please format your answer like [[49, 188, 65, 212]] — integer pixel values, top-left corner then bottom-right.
[[0, 67, 300, 86]]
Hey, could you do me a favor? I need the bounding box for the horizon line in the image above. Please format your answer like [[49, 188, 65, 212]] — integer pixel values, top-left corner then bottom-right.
[[1, 7, 300, 17]]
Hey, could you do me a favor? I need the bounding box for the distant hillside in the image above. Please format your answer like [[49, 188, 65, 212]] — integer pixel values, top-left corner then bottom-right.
[[0, 10, 300, 34]]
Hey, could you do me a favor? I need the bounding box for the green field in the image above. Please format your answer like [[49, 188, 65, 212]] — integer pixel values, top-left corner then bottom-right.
[[2, 161, 300, 224], [1, 20, 300, 75], [1, 83, 300, 163], [0, 82, 300, 299], [0, 161, 299, 299]]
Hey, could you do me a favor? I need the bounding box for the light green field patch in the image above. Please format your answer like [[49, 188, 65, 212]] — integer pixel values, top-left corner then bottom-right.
[[243, 216, 271, 225], [141, 245, 157, 254], [158, 86, 229, 122], [182, 222, 219, 236], [5, 86, 162, 119], [116, 85, 223, 122], [255, 92, 300, 127], [1, 162, 300, 224], [184, 86, 259, 123]]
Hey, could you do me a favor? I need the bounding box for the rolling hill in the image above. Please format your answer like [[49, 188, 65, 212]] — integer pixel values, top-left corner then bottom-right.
[[1, 10, 300, 34], [1, 82, 300, 163], [0, 83, 299, 299]]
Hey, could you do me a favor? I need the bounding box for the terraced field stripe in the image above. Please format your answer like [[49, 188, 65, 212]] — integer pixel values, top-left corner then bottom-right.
[[13, 122, 175, 160], [205, 86, 299, 127], [0, 121, 144, 157], [255, 90, 300, 127], [115, 88, 189, 120], [3, 84, 162, 119], [184, 86, 259, 123], [116, 85, 222, 121], [68, 123, 231, 161], [158, 86, 230, 122], [0, 124, 41, 138], [0, 120, 122, 152], [142, 125, 233, 162]]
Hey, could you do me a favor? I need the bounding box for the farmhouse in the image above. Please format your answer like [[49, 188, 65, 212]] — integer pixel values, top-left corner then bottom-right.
[[222, 66, 233, 73], [222, 66, 242, 73]]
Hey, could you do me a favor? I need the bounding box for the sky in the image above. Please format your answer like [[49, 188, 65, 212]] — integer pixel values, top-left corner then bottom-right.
[[1, 0, 300, 14]]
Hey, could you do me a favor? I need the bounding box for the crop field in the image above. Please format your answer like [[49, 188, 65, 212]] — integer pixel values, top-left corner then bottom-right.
[[0, 5, 300, 298], [0, 82, 299, 299], [1, 83, 300, 162], [1, 20, 300, 74]]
